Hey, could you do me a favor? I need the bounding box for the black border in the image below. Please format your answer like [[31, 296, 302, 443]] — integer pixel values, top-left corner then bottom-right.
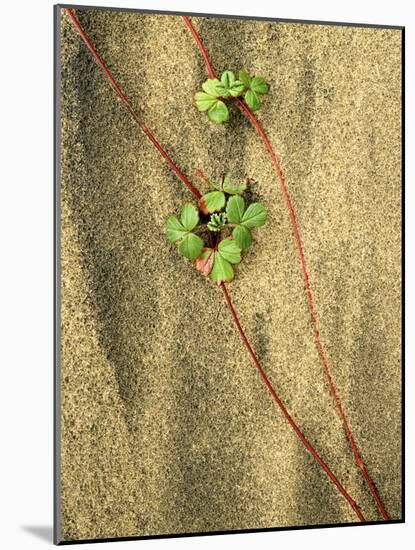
[[401, 24, 405, 532], [53, 3, 405, 545]]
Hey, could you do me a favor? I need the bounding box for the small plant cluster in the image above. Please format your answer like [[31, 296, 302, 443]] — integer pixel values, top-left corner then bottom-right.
[[166, 175, 267, 283], [195, 70, 269, 123]]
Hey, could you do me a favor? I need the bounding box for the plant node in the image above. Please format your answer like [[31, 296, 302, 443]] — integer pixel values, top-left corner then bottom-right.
[[207, 212, 228, 232]]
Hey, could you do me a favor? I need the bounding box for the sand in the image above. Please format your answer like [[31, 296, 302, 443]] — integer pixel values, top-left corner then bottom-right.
[[57, 7, 402, 542]]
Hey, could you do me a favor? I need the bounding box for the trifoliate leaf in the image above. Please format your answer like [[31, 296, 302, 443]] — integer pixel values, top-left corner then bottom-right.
[[166, 216, 187, 243], [226, 195, 245, 224], [251, 76, 269, 95], [217, 239, 241, 264], [180, 203, 199, 231], [195, 248, 214, 276], [207, 100, 229, 123], [245, 89, 261, 111], [202, 78, 222, 97], [210, 252, 234, 284], [241, 72, 269, 110], [238, 69, 251, 88], [200, 191, 226, 213], [217, 71, 245, 98], [195, 92, 217, 112], [179, 233, 204, 260], [241, 202, 267, 228], [233, 224, 252, 250], [222, 175, 247, 195]]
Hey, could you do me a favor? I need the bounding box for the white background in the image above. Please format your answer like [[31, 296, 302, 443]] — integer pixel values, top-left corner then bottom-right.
[[0, 0, 412, 548]]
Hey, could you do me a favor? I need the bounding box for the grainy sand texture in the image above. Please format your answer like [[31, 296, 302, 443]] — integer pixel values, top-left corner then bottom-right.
[[57, 6, 402, 543]]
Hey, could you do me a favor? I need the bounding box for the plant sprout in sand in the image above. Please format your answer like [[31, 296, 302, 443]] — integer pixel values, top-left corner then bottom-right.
[[166, 176, 267, 283], [195, 70, 269, 123]]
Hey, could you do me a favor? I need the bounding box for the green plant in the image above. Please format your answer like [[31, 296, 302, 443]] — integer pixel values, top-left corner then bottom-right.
[[166, 175, 267, 283], [195, 70, 269, 123]]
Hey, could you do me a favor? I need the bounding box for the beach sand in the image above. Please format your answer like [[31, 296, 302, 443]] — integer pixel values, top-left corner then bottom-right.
[[58, 8, 402, 541]]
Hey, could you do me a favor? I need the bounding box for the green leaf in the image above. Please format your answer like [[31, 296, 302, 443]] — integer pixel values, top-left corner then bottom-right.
[[180, 203, 199, 231], [210, 253, 234, 284], [241, 202, 267, 228], [233, 225, 252, 250], [245, 89, 261, 111], [216, 73, 232, 98], [207, 100, 229, 123], [200, 191, 226, 213], [228, 81, 245, 97], [239, 69, 251, 88], [195, 92, 217, 112], [196, 88, 229, 123], [251, 76, 269, 95], [202, 78, 222, 97], [217, 71, 244, 98], [217, 239, 241, 264], [221, 70, 236, 89], [179, 233, 204, 260], [241, 73, 269, 110], [222, 175, 247, 195], [226, 195, 245, 224], [166, 216, 187, 243]]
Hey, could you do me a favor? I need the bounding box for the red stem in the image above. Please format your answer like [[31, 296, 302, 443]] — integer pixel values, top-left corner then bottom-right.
[[221, 283, 365, 522], [237, 99, 390, 520], [65, 8, 202, 200], [183, 16, 389, 520], [183, 16, 216, 79], [65, 8, 365, 522]]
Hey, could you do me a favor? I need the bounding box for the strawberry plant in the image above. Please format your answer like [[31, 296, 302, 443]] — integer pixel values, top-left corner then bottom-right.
[[166, 176, 267, 283], [195, 70, 269, 123]]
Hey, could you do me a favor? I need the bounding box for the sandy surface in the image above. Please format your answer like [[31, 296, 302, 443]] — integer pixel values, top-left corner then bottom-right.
[[58, 7, 402, 542]]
